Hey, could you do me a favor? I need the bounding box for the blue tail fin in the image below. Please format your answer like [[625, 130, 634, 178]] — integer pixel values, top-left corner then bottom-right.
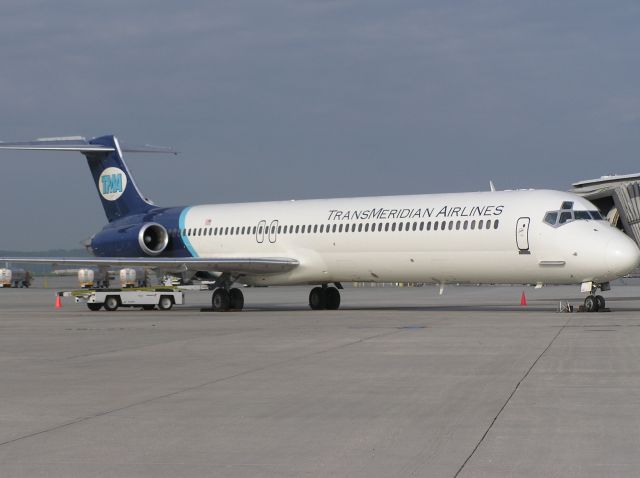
[[0, 134, 176, 223], [84, 135, 154, 222]]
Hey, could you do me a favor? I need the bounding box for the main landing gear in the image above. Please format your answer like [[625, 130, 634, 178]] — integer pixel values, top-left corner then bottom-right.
[[309, 285, 341, 310], [211, 287, 245, 312], [208, 276, 343, 312]]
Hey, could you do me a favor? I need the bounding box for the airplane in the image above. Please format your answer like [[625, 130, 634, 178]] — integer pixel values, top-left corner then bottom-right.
[[1, 134, 639, 313]]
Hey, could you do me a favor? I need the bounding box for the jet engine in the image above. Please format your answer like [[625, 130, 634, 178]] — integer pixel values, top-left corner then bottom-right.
[[138, 223, 169, 256], [90, 222, 169, 257]]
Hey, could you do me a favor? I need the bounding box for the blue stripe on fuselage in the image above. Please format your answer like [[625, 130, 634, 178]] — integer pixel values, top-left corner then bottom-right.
[[179, 207, 198, 257]]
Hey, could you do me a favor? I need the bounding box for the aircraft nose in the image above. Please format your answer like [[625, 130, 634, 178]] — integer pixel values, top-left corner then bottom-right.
[[607, 235, 640, 276]]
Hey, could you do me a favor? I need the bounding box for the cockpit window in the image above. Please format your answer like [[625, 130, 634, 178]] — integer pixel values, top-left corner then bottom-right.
[[560, 201, 574, 210], [544, 212, 558, 225], [543, 208, 605, 227], [559, 211, 573, 224]]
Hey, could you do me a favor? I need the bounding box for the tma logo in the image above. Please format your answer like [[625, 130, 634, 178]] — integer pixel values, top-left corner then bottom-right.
[[98, 167, 128, 201]]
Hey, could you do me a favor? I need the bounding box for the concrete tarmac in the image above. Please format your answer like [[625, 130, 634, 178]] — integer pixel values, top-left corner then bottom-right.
[[1, 278, 640, 477]]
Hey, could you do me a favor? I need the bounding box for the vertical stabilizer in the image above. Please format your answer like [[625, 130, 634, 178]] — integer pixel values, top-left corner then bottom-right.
[[84, 135, 154, 222]]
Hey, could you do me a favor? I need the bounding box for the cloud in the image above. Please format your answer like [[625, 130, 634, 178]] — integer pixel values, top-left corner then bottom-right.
[[1, 0, 640, 248]]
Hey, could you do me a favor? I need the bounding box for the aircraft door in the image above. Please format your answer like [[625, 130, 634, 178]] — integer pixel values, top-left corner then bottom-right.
[[516, 217, 530, 252], [256, 220, 266, 243], [268, 220, 278, 243]]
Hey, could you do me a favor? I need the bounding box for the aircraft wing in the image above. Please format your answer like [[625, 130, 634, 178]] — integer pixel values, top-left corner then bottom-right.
[[0, 257, 299, 275]]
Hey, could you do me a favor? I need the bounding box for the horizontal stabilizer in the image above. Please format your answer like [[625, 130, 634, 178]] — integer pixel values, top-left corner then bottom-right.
[[0, 136, 177, 155]]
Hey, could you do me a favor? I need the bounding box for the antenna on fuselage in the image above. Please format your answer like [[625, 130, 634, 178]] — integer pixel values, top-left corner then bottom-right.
[[489, 180, 496, 192]]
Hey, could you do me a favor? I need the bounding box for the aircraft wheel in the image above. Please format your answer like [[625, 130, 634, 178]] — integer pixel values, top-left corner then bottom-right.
[[584, 295, 599, 313], [229, 288, 244, 311], [595, 295, 606, 310], [309, 287, 326, 310], [158, 296, 173, 311], [325, 287, 341, 310], [212, 288, 231, 312], [87, 303, 102, 311], [104, 295, 120, 312]]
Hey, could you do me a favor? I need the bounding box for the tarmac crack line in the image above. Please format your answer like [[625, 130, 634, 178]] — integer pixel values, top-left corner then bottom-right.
[[0, 327, 401, 450], [453, 317, 572, 478]]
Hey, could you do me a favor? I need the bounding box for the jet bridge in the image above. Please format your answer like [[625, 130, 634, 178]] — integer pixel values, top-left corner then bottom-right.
[[572, 173, 640, 247]]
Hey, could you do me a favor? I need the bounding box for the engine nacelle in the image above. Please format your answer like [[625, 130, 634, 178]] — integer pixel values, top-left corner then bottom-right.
[[90, 222, 169, 257], [138, 223, 169, 256]]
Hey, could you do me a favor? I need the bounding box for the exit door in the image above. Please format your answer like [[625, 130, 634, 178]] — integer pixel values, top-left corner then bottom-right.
[[516, 217, 530, 252], [256, 220, 266, 243], [268, 220, 279, 243]]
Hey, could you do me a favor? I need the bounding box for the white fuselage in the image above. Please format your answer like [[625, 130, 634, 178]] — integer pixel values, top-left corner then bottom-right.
[[177, 189, 639, 286]]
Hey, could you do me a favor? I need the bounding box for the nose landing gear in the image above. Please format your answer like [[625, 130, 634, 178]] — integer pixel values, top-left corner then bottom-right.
[[582, 282, 609, 312], [583, 294, 606, 312]]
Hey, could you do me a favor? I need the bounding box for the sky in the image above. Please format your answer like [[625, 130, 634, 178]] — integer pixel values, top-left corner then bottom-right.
[[1, 0, 640, 250]]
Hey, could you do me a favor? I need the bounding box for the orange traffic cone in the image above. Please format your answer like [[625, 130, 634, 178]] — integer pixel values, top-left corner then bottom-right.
[[520, 291, 527, 306], [55, 295, 62, 309]]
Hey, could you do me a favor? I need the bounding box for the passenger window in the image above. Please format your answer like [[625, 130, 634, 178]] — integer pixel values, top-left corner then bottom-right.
[[494, 220, 499, 229], [419, 221, 424, 231], [559, 211, 573, 224], [448, 221, 453, 230], [470, 220, 475, 230], [456, 221, 460, 230], [543, 212, 558, 226], [478, 220, 483, 230], [277, 226, 282, 234], [378, 223, 383, 232], [301, 225, 306, 234], [385, 223, 389, 231], [364, 223, 369, 232], [426, 221, 431, 231], [463, 220, 468, 230], [294, 225, 299, 233], [356, 223, 361, 232], [406, 223, 411, 231], [434, 221, 438, 231], [319, 225, 324, 233]]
